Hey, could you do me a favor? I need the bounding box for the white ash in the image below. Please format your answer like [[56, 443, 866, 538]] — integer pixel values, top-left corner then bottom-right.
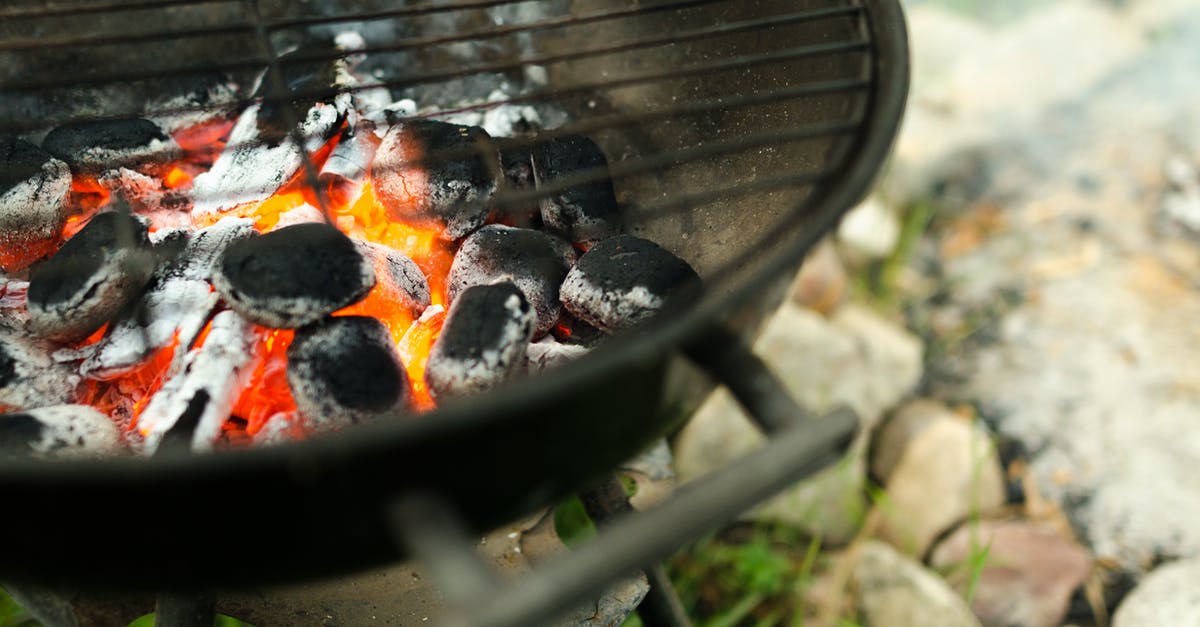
[[26, 213, 156, 344], [426, 283, 536, 400], [0, 139, 72, 272], [319, 119, 380, 205], [0, 405, 122, 459], [146, 78, 240, 135], [252, 411, 302, 447], [190, 101, 343, 219], [213, 223, 376, 329], [287, 316, 410, 430], [524, 336, 590, 374], [439, 90, 548, 138], [447, 224, 576, 338], [0, 277, 28, 311], [274, 203, 327, 229], [97, 167, 189, 218], [355, 240, 431, 316], [137, 309, 264, 455], [0, 331, 80, 410]]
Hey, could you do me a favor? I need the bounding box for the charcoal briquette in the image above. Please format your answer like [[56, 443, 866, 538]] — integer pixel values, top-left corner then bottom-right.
[[27, 212, 154, 343], [287, 316, 410, 429], [214, 222, 375, 328], [560, 235, 701, 333], [531, 134, 620, 247], [42, 118, 181, 176], [447, 224, 575, 338], [426, 282, 535, 400], [356, 240, 431, 316], [371, 120, 499, 241], [0, 137, 72, 272], [0, 405, 121, 459]]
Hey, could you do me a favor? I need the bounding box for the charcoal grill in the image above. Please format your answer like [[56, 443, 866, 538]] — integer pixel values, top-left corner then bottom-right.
[[0, 0, 908, 624]]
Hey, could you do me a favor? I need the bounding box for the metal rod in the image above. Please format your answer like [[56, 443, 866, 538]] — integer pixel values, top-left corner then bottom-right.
[[389, 493, 501, 611], [0, 0, 233, 20], [154, 592, 214, 627], [579, 477, 692, 627], [451, 409, 857, 627]]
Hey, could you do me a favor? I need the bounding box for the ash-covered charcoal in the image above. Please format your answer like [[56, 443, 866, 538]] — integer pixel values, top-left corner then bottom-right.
[[68, 218, 255, 379], [371, 120, 500, 241], [191, 101, 343, 219], [525, 336, 590, 374], [447, 225, 576, 338], [560, 235, 701, 333], [41, 118, 181, 177], [0, 405, 121, 459], [138, 310, 263, 455], [319, 119, 380, 207], [96, 167, 190, 218], [531, 135, 621, 247], [355, 241, 431, 316], [287, 316, 409, 430], [274, 203, 327, 229], [0, 332, 80, 410], [254, 37, 358, 146], [426, 282, 536, 400], [0, 137, 72, 272], [214, 223, 375, 328], [27, 212, 155, 343], [551, 311, 605, 347]]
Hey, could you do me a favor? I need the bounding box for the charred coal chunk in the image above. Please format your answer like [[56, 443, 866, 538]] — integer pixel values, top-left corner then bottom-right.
[[551, 310, 605, 347], [427, 282, 536, 400], [371, 120, 499, 241], [287, 316, 409, 430], [0, 332, 80, 409], [447, 224, 576, 338], [214, 223, 375, 328], [42, 118, 181, 176], [355, 241, 431, 317], [27, 212, 154, 343], [531, 135, 620, 247], [0, 137, 72, 272], [560, 235, 701, 333], [0, 405, 121, 459]]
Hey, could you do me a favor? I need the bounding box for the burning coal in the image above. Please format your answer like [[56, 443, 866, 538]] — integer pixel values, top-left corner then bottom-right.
[[0, 39, 700, 459]]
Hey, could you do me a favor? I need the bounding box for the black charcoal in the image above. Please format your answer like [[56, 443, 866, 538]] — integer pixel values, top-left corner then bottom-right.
[[0, 332, 79, 409], [42, 118, 181, 176], [355, 241, 431, 316], [447, 224, 576, 338], [550, 311, 605, 347], [371, 120, 499, 241], [531, 135, 621, 246], [68, 218, 255, 379], [560, 235, 701, 333], [191, 101, 343, 219], [214, 222, 375, 328], [287, 316, 409, 430], [525, 336, 590, 374], [0, 137, 72, 272], [138, 310, 262, 455], [27, 212, 154, 343], [426, 282, 535, 400], [0, 405, 121, 459]]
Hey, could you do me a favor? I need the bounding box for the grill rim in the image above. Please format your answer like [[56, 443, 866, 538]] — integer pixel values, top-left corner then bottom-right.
[[0, 0, 909, 588]]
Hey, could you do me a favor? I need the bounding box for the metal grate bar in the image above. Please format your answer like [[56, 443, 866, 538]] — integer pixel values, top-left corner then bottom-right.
[[0, 0, 234, 19], [0, 5, 862, 98]]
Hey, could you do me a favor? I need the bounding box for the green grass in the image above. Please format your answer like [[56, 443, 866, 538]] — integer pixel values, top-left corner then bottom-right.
[[0, 588, 37, 627]]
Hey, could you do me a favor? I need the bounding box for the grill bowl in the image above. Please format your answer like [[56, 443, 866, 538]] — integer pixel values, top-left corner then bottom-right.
[[0, 0, 907, 589]]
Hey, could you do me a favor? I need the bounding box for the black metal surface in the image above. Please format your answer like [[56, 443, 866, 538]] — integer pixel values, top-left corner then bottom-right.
[[0, 0, 909, 589]]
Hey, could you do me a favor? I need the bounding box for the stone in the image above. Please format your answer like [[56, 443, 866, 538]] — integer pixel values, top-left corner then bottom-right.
[[790, 239, 847, 316], [853, 540, 982, 627], [1112, 557, 1200, 627], [837, 196, 901, 263], [930, 520, 1093, 627], [873, 400, 1006, 556], [673, 302, 922, 543]]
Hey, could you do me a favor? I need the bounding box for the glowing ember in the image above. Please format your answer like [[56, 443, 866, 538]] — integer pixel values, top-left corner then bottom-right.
[[230, 329, 297, 435], [396, 305, 446, 413]]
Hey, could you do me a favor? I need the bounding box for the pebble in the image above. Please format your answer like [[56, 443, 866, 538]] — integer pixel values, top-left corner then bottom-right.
[[790, 239, 847, 315], [930, 520, 1093, 627], [854, 540, 982, 627], [837, 196, 901, 263], [871, 399, 1006, 556], [1112, 557, 1200, 627]]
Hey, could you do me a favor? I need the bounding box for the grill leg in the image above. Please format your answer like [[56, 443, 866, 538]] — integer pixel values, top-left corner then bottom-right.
[[154, 592, 214, 627], [580, 477, 691, 627]]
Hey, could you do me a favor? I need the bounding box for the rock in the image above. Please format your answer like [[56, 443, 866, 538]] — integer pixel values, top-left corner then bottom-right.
[[837, 196, 901, 262], [853, 541, 982, 627], [673, 302, 922, 543], [790, 239, 847, 315], [1112, 557, 1200, 627], [872, 400, 1006, 556], [930, 520, 1093, 627]]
